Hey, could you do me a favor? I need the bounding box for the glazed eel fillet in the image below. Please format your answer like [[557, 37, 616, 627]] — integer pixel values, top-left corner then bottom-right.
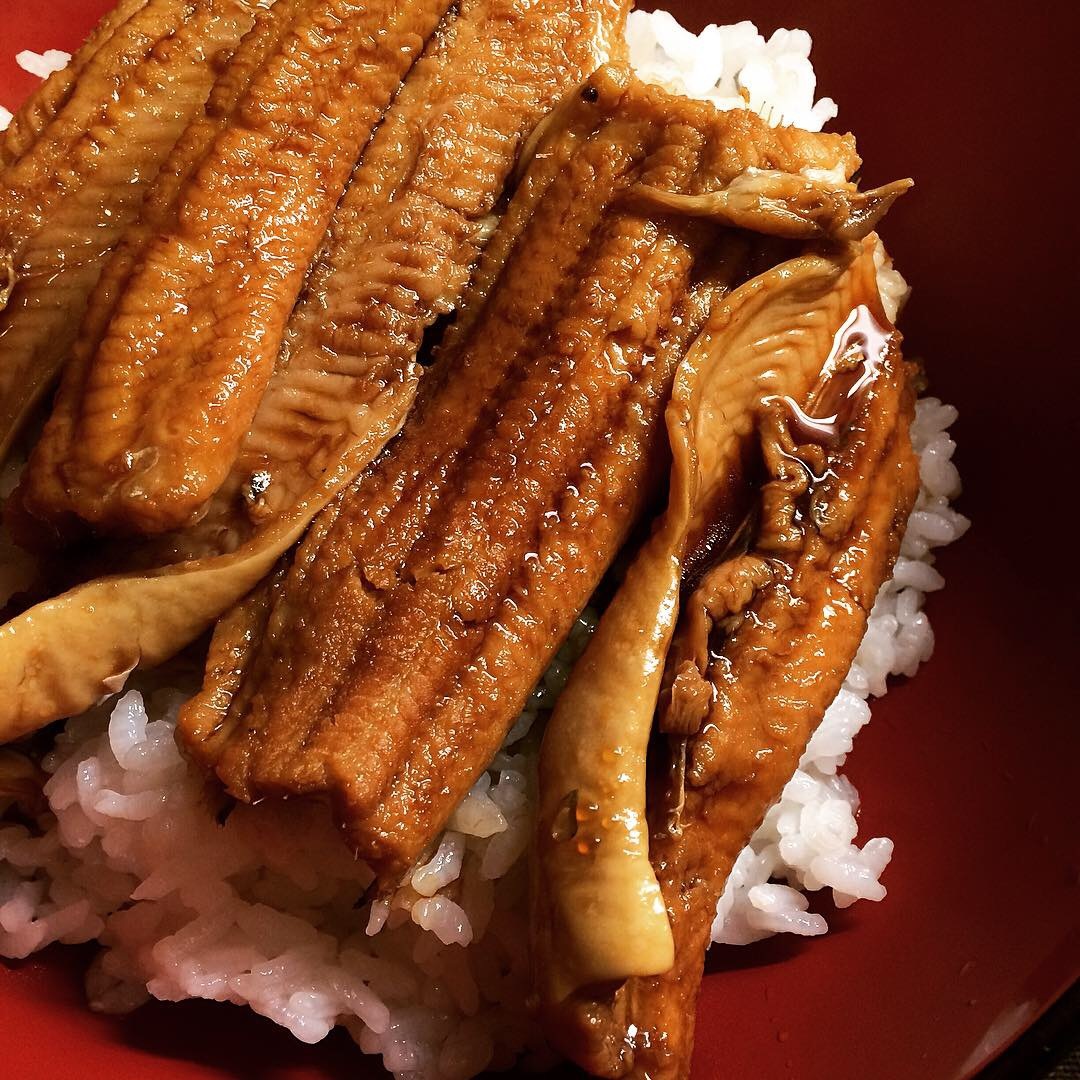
[[157, 0, 631, 563], [0, 0, 261, 459], [534, 238, 919, 1079], [18, 0, 455, 537], [7, 0, 313, 542], [0, 0, 628, 741], [178, 66, 873, 887]]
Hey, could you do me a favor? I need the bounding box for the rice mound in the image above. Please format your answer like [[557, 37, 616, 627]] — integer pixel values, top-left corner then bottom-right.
[[625, 10, 837, 131], [0, 13, 969, 1080]]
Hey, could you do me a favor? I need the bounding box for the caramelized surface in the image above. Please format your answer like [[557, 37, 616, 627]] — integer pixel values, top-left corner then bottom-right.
[[0, 0, 149, 169], [0, 0, 257, 459], [20, 0, 453, 536], [562, 289, 920, 1080], [532, 242, 894, 1022], [0, 0, 628, 744], [151, 0, 631, 564], [10, 0, 304, 546], [0, 12, 924, 1070], [180, 68, 861, 886]]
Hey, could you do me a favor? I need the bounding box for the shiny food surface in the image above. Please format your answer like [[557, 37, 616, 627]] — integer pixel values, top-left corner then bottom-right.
[[169, 0, 633, 562], [533, 240, 888, 1034], [0, 3, 1076, 1080], [180, 67, 857, 884], [20, 0, 453, 536], [0, 0, 630, 743], [621, 298, 918, 1080], [0, 0, 258, 462], [8, 0, 300, 544]]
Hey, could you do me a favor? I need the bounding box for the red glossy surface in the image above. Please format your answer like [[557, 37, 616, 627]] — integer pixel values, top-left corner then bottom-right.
[[1, 1, 1077, 1077]]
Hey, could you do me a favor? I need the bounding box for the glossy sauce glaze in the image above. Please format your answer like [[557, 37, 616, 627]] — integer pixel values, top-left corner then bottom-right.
[[0, 0, 631, 747], [538, 241, 916, 1077], [533, 246, 901, 1036], [179, 67, 861, 888], [18, 0, 454, 537], [1, 2, 1075, 1078], [0, 0, 260, 463]]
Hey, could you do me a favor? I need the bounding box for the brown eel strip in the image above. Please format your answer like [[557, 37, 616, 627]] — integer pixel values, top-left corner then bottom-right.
[[148, 0, 632, 564], [564, 291, 920, 1080], [0, 0, 259, 459], [9, 0, 306, 540], [18, 0, 454, 537], [531, 241, 897, 1026], [179, 66, 862, 887], [0, 0, 628, 743]]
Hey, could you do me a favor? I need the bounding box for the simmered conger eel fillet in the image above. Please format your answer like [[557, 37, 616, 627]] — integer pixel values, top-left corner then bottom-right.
[[18, 0, 455, 538], [7, 0, 308, 547], [0, 0, 260, 460], [0, 0, 627, 744], [180, 65, 861, 887], [622, 306, 918, 1080], [143, 0, 631, 564], [535, 239, 919, 1079]]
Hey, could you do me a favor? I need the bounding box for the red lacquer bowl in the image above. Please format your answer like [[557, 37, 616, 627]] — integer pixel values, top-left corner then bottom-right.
[[1, 1, 1077, 1077]]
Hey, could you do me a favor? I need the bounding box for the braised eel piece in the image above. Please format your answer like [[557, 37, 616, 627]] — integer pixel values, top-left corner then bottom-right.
[[0, 0, 261, 458], [151, 0, 632, 564], [533, 241, 890, 1018], [551, 247, 920, 1080], [178, 67, 864, 886], [18, 0, 456, 537], [0, 0, 629, 743], [6, 0, 309, 545]]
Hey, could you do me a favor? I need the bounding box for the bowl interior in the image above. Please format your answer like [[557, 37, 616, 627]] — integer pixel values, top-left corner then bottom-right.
[[1, 1, 1077, 1077]]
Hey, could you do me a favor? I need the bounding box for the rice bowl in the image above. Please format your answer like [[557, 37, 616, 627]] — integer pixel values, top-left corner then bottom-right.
[[0, 3, 994, 1078]]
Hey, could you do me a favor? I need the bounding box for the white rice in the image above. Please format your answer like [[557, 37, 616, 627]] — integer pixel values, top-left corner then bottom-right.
[[0, 630, 595, 1078], [0, 12, 969, 1079], [15, 49, 71, 80], [626, 10, 837, 132]]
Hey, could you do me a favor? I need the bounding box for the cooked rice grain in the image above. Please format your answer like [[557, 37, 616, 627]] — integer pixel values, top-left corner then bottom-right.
[[15, 49, 71, 80]]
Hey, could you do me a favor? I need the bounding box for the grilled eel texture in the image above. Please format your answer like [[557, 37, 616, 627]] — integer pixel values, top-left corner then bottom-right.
[[530, 240, 897, 1016], [179, 66, 862, 888], [0, 0, 261, 460], [146, 0, 631, 565], [0, 0, 628, 743], [552, 261, 920, 1080], [7, 0, 312, 547], [18, 0, 455, 537]]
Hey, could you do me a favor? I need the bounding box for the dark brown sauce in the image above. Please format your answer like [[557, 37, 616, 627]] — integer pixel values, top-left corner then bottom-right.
[[798, 303, 894, 437], [685, 305, 895, 592], [774, 304, 896, 525]]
